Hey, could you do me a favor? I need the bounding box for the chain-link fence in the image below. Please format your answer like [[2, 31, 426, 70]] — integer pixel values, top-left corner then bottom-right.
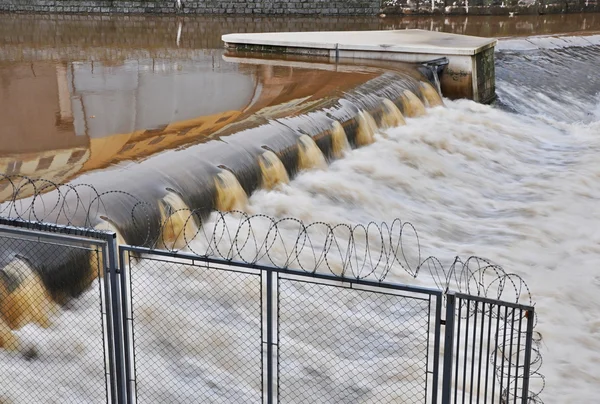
[[0, 220, 118, 404], [0, 218, 538, 404], [278, 277, 435, 404], [118, 246, 444, 404], [120, 249, 263, 403]]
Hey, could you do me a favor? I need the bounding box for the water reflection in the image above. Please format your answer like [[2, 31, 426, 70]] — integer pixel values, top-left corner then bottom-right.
[[0, 13, 599, 61], [0, 58, 438, 257], [1, 12, 598, 194], [0, 55, 402, 192]]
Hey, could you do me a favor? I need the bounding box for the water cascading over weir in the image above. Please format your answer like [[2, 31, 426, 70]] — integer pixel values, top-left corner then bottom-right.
[[0, 56, 445, 342]]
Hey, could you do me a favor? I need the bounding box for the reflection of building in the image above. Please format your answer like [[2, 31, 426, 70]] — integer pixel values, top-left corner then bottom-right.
[[0, 56, 380, 201], [0, 58, 257, 191], [0, 63, 87, 155], [0, 63, 90, 200]]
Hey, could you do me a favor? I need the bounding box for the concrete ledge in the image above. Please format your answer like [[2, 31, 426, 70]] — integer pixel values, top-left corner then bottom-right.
[[381, 0, 600, 16], [0, 0, 382, 15], [222, 30, 497, 56], [222, 30, 498, 103]]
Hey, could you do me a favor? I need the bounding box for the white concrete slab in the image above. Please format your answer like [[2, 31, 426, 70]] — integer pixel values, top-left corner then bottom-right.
[[222, 30, 497, 56]]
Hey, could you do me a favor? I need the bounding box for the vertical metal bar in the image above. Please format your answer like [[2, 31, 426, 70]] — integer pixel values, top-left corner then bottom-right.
[[101, 242, 117, 404], [431, 294, 442, 403], [266, 269, 274, 404], [118, 247, 133, 404], [454, 298, 463, 404], [469, 301, 478, 403], [107, 234, 127, 404], [490, 304, 502, 404], [521, 309, 535, 404], [476, 302, 486, 403], [505, 309, 516, 404], [426, 295, 432, 404], [461, 300, 471, 404], [513, 310, 524, 404], [484, 302, 494, 402], [442, 292, 456, 404], [99, 236, 118, 403], [498, 306, 509, 404], [260, 271, 264, 404], [276, 272, 280, 403]]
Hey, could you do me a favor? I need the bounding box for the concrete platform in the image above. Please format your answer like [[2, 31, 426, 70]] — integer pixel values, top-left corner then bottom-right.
[[222, 30, 498, 103]]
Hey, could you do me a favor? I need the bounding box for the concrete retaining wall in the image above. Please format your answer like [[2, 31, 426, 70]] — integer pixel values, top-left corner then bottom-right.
[[382, 0, 600, 15], [0, 0, 597, 17], [0, 0, 382, 15]]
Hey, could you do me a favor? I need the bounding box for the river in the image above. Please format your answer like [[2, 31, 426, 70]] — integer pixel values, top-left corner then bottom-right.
[[1, 13, 599, 403]]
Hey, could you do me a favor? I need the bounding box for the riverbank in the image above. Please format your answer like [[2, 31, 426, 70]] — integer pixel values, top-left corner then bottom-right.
[[1, 13, 599, 57], [382, 0, 600, 16], [1, 0, 599, 15], [0, 0, 380, 16]]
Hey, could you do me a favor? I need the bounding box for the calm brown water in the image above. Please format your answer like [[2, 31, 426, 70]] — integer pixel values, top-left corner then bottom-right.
[[1, 13, 599, 57], [1, 12, 598, 164]]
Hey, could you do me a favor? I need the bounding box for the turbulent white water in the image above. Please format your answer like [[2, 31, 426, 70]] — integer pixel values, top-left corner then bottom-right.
[[2, 42, 600, 403], [242, 91, 600, 402]]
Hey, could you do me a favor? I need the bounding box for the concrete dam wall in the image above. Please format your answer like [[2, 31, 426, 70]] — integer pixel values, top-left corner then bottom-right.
[[0, 0, 382, 15], [1, 0, 599, 14], [382, 0, 600, 15]]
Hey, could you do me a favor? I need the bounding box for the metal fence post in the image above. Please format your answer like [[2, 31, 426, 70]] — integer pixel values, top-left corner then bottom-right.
[[441, 292, 456, 404], [521, 308, 535, 404], [101, 235, 118, 404], [266, 268, 274, 404], [431, 293, 443, 403], [119, 246, 134, 404], [106, 233, 128, 404]]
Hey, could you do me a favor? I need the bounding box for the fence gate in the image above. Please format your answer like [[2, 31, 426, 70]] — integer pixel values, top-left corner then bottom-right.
[[275, 270, 445, 404], [118, 246, 446, 404], [442, 292, 536, 404], [118, 247, 264, 404], [0, 219, 121, 404]]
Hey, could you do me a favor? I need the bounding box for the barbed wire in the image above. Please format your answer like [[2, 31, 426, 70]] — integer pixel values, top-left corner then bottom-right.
[[0, 174, 544, 401]]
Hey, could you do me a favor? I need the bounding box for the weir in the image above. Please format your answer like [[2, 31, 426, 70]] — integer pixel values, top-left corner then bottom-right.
[[1, 63, 442, 242], [0, 55, 447, 341]]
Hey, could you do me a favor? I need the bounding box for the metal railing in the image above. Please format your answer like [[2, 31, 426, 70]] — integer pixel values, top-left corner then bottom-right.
[[442, 293, 536, 404], [0, 217, 540, 403]]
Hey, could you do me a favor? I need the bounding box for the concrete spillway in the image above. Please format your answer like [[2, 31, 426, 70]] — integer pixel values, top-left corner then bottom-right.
[[0, 56, 445, 344], [1, 58, 444, 237]]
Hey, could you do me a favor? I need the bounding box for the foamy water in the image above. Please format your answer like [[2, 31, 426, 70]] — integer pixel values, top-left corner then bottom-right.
[[244, 99, 600, 401], [2, 42, 600, 403]]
